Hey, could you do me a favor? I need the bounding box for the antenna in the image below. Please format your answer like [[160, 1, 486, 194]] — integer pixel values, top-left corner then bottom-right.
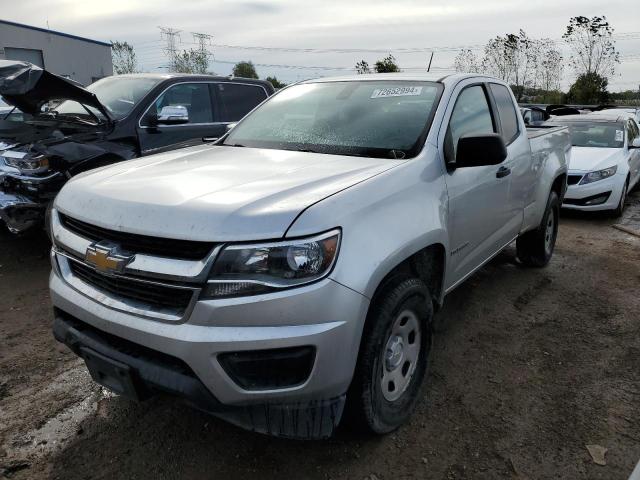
[[159, 26, 181, 71]]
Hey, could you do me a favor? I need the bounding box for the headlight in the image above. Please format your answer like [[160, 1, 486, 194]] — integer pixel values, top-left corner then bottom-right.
[[202, 229, 341, 299], [579, 165, 617, 185], [3, 153, 49, 174]]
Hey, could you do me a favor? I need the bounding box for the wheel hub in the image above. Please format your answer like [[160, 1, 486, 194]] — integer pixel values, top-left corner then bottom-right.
[[380, 310, 421, 402], [385, 335, 404, 371]]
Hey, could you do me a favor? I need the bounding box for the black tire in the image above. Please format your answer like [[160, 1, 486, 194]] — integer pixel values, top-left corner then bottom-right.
[[517, 190, 559, 268], [346, 277, 433, 434], [44, 200, 54, 242], [610, 179, 628, 218]]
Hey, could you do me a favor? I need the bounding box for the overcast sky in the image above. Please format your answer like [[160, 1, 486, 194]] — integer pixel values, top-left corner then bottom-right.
[[4, 0, 640, 90]]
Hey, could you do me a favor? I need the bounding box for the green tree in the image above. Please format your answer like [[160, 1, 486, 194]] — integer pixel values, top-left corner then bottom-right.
[[355, 60, 371, 74], [567, 72, 610, 104], [265, 76, 287, 89], [111, 40, 138, 74], [173, 49, 209, 74], [233, 61, 259, 79], [374, 55, 400, 73]]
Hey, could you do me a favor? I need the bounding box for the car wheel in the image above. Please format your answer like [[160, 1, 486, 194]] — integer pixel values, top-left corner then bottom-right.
[[347, 277, 432, 434], [611, 180, 628, 218], [517, 190, 559, 268]]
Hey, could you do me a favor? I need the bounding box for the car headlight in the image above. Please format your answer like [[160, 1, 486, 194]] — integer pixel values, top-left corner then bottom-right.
[[202, 229, 341, 299], [579, 165, 617, 185], [3, 154, 49, 174]]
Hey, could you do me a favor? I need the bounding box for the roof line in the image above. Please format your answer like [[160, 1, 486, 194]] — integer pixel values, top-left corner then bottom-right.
[[0, 19, 112, 47]]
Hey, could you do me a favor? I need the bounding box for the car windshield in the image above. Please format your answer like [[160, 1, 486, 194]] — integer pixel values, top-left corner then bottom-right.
[[53, 76, 162, 122], [223, 81, 442, 158], [554, 121, 625, 148]]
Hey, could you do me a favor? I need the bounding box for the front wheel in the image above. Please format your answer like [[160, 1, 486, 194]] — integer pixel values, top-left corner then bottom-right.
[[610, 180, 628, 218], [517, 190, 559, 268], [346, 277, 433, 434]]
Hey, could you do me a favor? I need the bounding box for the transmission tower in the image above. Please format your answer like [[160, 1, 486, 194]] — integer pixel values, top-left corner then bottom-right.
[[159, 26, 181, 71], [192, 32, 213, 73]]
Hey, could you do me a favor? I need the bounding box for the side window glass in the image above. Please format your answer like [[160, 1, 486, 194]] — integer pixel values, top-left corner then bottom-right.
[[489, 83, 519, 143], [143, 83, 213, 125], [217, 83, 268, 122], [444, 85, 495, 162]]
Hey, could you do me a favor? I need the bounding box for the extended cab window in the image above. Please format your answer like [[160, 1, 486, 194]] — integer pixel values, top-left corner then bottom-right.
[[217, 83, 268, 122], [445, 85, 495, 162], [489, 84, 519, 144], [143, 83, 214, 125]]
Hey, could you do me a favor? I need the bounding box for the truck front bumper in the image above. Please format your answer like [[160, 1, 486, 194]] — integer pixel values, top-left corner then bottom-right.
[[50, 268, 370, 439]]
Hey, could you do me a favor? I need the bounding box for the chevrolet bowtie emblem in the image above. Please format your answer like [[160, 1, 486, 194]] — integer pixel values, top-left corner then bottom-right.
[[85, 242, 134, 274]]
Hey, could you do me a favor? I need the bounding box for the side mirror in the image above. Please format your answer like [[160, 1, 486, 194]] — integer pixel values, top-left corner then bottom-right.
[[630, 138, 640, 149], [156, 105, 189, 125], [225, 122, 237, 133], [455, 133, 507, 168]]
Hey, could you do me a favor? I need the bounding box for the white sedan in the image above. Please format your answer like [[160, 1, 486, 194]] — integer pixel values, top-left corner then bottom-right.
[[546, 113, 640, 216]]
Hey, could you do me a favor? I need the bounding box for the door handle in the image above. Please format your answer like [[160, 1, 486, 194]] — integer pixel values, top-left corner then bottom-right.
[[496, 166, 511, 178]]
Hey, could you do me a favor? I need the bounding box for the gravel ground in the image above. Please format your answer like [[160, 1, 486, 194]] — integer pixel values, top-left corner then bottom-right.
[[1, 191, 639, 480]]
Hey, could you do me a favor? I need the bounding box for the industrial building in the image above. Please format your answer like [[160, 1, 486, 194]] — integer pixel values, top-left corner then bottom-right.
[[0, 19, 112, 85]]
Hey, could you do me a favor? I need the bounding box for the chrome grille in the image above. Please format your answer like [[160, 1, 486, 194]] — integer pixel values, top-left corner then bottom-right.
[[68, 260, 195, 313], [59, 213, 215, 260]]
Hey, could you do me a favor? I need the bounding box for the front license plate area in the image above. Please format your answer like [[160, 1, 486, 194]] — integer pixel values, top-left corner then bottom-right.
[[81, 347, 141, 400]]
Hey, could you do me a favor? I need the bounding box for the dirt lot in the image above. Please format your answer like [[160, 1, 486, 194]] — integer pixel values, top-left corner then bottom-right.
[[1, 192, 639, 480]]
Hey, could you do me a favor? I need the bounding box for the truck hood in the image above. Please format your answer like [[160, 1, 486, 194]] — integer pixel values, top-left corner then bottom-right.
[[568, 147, 624, 173], [55, 145, 401, 241], [0, 60, 111, 120]]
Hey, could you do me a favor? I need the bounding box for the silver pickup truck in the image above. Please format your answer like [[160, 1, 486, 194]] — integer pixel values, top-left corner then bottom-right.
[[49, 73, 570, 439]]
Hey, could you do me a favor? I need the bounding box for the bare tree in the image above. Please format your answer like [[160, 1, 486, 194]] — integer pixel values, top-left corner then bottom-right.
[[453, 49, 481, 73], [562, 15, 619, 77], [355, 60, 371, 74], [536, 39, 563, 92], [482, 30, 539, 101], [111, 41, 138, 74]]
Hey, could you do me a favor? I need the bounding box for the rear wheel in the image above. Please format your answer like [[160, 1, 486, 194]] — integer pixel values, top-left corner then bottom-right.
[[347, 277, 432, 434], [517, 190, 559, 267]]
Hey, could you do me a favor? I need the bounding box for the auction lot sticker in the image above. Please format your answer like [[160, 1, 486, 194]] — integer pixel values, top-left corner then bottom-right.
[[371, 86, 423, 98]]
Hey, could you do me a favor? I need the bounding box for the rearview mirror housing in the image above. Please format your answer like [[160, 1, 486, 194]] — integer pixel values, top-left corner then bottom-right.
[[156, 105, 190, 125], [455, 133, 507, 168]]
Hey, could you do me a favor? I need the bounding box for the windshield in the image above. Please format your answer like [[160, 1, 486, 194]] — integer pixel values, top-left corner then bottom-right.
[[224, 81, 442, 158], [554, 121, 625, 148], [53, 76, 162, 121]]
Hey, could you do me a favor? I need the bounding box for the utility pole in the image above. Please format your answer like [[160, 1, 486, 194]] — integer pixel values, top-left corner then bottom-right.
[[159, 26, 181, 72], [192, 32, 213, 73]]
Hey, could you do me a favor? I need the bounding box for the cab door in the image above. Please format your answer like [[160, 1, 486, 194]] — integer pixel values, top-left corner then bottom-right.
[[440, 82, 520, 289], [137, 82, 225, 155], [627, 119, 640, 187]]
